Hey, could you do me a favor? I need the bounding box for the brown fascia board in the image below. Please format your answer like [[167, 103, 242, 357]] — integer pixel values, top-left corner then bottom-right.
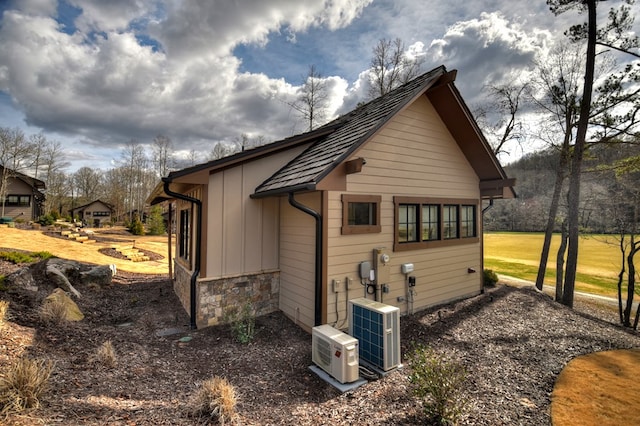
[[426, 82, 514, 191], [166, 125, 340, 184]]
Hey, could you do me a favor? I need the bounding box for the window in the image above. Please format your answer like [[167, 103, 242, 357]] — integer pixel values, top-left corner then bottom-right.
[[398, 204, 417, 243], [421, 204, 439, 241], [342, 194, 381, 234], [394, 197, 478, 251], [6, 195, 30, 206], [179, 208, 191, 260], [93, 211, 110, 217], [443, 205, 458, 239], [460, 205, 477, 238]]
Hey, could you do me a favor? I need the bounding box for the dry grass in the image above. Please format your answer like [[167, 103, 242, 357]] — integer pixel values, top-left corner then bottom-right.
[[0, 357, 54, 414], [39, 299, 68, 325], [88, 340, 117, 368], [0, 300, 8, 327], [191, 376, 238, 425]]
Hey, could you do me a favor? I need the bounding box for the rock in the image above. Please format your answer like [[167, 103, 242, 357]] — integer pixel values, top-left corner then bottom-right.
[[6, 267, 38, 292], [44, 288, 84, 321], [46, 263, 82, 298], [80, 265, 113, 287]]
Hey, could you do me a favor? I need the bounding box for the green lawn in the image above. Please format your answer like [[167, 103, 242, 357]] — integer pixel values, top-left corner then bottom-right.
[[484, 232, 625, 298]]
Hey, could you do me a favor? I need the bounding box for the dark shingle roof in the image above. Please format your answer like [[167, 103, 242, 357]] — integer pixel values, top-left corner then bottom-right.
[[252, 66, 447, 197]]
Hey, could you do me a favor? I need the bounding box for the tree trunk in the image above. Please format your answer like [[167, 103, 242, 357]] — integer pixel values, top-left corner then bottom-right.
[[563, 0, 597, 308], [617, 234, 626, 325], [535, 134, 571, 291], [556, 220, 568, 302], [623, 240, 638, 327]]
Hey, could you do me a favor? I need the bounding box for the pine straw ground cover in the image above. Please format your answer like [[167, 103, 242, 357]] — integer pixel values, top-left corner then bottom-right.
[[0, 257, 638, 425]]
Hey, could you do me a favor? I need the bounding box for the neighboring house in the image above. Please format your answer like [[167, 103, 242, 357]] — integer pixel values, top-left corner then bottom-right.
[[70, 200, 114, 227], [148, 66, 516, 331], [0, 165, 46, 221]]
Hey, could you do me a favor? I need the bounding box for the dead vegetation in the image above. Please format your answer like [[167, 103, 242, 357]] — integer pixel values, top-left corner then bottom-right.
[[0, 255, 639, 425]]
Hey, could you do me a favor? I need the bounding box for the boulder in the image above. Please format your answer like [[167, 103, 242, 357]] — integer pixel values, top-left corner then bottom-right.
[[44, 288, 84, 321], [46, 262, 82, 298], [80, 265, 113, 287], [6, 267, 38, 292]]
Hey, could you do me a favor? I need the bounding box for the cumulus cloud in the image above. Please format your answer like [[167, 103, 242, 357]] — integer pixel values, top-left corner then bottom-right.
[[0, 0, 371, 167], [425, 12, 553, 101]]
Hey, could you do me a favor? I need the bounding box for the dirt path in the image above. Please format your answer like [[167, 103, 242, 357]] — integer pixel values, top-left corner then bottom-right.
[[0, 226, 172, 275]]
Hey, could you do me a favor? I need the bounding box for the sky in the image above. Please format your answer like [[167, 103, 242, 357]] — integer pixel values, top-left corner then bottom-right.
[[0, 0, 638, 173]]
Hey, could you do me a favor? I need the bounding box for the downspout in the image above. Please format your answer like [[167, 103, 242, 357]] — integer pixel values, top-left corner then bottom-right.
[[163, 179, 201, 330], [482, 198, 494, 214], [288, 192, 322, 327]]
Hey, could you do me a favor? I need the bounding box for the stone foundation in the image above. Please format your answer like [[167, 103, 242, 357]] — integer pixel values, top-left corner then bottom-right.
[[173, 263, 280, 328]]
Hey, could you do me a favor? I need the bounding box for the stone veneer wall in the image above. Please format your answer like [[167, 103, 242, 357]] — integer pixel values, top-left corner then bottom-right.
[[172, 263, 280, 328]]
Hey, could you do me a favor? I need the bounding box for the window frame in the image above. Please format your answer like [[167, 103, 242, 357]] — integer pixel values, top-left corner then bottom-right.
[[341, 194, 381, 235], [6, 195, 30, 206], [178, 207, 191, 261], [393, 196, 479, 252]]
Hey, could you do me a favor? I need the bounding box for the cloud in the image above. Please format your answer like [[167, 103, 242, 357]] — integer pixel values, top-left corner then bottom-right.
[[0, 0, 371, 160], [424, 12, 553, 101]]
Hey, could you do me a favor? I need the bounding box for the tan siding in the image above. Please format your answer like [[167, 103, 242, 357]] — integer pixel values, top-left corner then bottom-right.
[[204, 145, 308, 279], [223, 167, 244, 274], [279, 192, 319, 330], [326, 95, 482, 323], [206, 174, 224, 276]]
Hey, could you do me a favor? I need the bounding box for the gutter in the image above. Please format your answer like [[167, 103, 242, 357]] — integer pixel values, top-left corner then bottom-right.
[[482, 198, 494, 214], [163, 179, 201, 330], [288, 192, 322, 327]]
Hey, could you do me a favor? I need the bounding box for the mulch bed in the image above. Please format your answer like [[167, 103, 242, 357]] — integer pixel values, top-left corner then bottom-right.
[[1, 257, 638, 425]]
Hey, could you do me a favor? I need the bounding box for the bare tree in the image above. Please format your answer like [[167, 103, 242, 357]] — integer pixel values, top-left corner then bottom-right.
[[290, 64, 329, 131], [73, 166, 103, 202], [368, 38, 423, 98], [475, 81, 529, 157], [151, 134, 174, 178], [119, 140, 149, 221]]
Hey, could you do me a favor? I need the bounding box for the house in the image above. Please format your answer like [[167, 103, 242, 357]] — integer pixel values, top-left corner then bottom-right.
[[0, 165, 46, 221], [147, 66, 515, 331], [70, 200, 114, 227]]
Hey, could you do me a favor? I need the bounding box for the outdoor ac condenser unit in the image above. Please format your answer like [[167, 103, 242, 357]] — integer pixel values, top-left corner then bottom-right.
[[348, 297, 401, 371], [312, 324, 360, 384]]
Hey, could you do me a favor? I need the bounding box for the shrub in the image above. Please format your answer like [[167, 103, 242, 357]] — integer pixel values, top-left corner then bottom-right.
[[191, 376, 238, 425], [0, 251, 52, 265], [224, 302, 255, 344], [128, 214, 145, 236], [483, 269, 499, 287], [89, 340, 117, 368], [407, 344, 467, 425], [0, 357, 54, 414], [39, 299, 68, 325], [146, 205, 166, 236], [37, 214, 55, 227]]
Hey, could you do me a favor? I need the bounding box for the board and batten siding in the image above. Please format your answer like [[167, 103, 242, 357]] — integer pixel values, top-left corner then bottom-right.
[[326, 95, 482, 324], [278, 191, 319, 331], [204, 146, 308, 278]]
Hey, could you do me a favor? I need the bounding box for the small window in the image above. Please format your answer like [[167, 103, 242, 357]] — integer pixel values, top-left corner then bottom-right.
[[179, 208, 191, 260], [342, 194, 381, 235]]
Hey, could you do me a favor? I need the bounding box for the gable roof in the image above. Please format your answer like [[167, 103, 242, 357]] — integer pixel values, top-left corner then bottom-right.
[[251, 65, 514, 199], [252, 66, 450, 197], [0, 165, 46, 191], [70, 199, 114, 213], [148, 65, 515, 204]]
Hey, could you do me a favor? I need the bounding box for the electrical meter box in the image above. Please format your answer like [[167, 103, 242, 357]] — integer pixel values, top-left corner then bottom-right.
[[373, 247, 391, 284]]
